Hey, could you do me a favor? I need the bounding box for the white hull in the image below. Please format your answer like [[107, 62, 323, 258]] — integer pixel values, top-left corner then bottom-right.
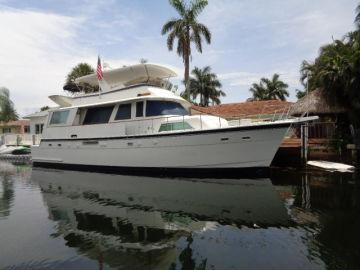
[[32, 124, 290, 172]]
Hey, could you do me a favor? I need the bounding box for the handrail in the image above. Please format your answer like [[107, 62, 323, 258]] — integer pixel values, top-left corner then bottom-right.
[[49, 108, 297, 136]]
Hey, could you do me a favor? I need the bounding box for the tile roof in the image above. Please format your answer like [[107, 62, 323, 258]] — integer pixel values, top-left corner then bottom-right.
[[192, 100, 294, 119], [0, 119, 30, 127]]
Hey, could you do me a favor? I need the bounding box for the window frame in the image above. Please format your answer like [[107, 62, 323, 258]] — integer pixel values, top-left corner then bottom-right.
[[145, 100, 188, 117], [135, 101, 144, 118], [35, 124, 44, 134], [82, 105, 115, 125], [113, 103, 132, 121], [49, 110, 70, 126]]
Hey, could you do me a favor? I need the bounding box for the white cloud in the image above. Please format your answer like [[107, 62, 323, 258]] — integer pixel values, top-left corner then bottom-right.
[[0, 8, 93, 115]]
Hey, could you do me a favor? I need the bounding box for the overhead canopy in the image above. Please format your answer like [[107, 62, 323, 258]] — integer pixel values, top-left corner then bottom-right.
[[75, 64, 177, 89], [49, 95, 73, 107]]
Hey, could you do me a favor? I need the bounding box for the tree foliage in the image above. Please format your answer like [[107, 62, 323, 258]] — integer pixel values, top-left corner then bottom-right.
[[185, 66, 225, 106], [0, 87, 18, 122], [162, 0, 211, 95], [249, 74, 289, 101], [63, 63, 99, 94], [40, 106, 50, 111], [300, 31, 360, 126], [295, 89, 307, 100]]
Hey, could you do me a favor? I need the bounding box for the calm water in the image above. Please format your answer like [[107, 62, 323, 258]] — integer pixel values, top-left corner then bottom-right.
[[0, 162, 359, 270]]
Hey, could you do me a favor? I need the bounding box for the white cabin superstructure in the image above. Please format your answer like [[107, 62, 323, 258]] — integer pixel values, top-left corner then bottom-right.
[[32, 63, 317, 175]]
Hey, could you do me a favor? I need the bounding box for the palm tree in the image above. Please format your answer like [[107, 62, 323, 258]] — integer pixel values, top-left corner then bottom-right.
[[300, 32, 360, 127], [161, 0, 211, 98], [187, 66, 225, 106], [249, 83, 268, 101], [249, 74, 289, 101], [0, 87, 18, 122], [63, 63, 99, 94]]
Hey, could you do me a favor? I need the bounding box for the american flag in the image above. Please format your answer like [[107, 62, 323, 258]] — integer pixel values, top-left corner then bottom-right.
[[97, 56, 103, 81]]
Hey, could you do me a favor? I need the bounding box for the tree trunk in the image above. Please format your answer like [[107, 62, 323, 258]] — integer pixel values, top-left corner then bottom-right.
[[184, 54, 190, 99], [184, 27, 190, 101]]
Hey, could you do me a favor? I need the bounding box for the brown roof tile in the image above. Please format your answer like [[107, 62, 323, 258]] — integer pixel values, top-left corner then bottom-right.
[[0, 119, 30, 127], [192, 100, 294, 119]]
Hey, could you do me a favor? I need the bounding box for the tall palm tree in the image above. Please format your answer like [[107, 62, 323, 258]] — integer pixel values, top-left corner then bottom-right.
[[0, 87, 18, 122], [187, 66, 225, 106], [249, 74, 289, 101], [161, 0, 211, 98], [63, 63, 99, 94]]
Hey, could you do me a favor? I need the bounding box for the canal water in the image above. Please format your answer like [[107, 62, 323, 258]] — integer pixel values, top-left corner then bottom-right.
[[0, 162, 359, 270]]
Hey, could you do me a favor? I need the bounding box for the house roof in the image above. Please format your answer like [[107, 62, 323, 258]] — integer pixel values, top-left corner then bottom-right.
[[191, 100, 294, 119], [23, 109, 51, 119], [0, 119, 30, 127], [290, 88, 346, 116]]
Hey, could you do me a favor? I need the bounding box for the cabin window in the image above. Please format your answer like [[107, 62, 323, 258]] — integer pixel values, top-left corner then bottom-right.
[[24, 126, 30, 133], [115, 104, 131, 120], [136, 101, 144, 117], [83, 106, 114, 125], [146, 101, 188, 117], [50, 110, 70, 125], [159, 122, 193, 132]]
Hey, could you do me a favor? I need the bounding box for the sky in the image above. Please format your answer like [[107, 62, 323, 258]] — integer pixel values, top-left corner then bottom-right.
[[0, 0, 358, 116]]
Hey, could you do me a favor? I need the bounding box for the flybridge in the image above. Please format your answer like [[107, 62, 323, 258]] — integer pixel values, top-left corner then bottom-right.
[[74, 63, 177, 93]]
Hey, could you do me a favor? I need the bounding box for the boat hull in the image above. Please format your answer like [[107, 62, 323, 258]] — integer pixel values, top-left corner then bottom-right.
[[32, 123, 290, 176]]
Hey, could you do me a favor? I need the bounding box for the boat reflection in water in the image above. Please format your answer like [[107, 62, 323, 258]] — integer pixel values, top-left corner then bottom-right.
[[32, 168, 291, 269]]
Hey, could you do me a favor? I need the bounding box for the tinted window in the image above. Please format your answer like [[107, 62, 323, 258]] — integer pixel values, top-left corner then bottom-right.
[[50, 110, 70, 125], [136, 102, 144, 117], [83, 106, 114, 125], [115, 104, 131, 120], [159, 122, 193, 132], [146, 101, 188, 117]]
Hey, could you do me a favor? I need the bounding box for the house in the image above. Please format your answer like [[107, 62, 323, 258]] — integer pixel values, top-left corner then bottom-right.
[[191, 100, 294, 120], [0, 119, 30, 134], [23, 110, 49, 135]]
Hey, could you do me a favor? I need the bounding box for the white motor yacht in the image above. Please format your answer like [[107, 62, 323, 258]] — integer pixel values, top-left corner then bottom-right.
[[31, 63, 316, 176]]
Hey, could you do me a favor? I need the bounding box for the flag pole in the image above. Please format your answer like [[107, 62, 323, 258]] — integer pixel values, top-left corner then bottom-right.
[[97, 55, 103, 98]]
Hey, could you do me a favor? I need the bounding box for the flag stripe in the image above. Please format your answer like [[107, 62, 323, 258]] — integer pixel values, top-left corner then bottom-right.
[[97, 56, 103, 81]]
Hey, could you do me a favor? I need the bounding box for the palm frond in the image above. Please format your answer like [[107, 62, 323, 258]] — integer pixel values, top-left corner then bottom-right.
[[161, 19, 179, 34], [196, 23, 211, 44], [167, 31, 176, 51], [169, 0, 187, 17], [190, 0, 208, 18]]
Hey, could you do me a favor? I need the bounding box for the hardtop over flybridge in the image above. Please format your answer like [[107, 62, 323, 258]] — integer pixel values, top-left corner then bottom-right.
[[32, 63, 318, 176]]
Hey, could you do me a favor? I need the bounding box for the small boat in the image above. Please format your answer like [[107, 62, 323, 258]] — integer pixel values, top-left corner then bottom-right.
[[307, 160, 355, 172], [0, 145, 30, 155], [31, 63, 317, 175]]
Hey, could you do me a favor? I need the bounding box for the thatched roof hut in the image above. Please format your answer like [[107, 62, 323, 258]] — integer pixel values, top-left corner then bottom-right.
[[290, 88, 346, 116]]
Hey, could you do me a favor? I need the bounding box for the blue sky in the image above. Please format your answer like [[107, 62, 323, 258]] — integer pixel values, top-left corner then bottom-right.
[[0, 0, 358, 115]]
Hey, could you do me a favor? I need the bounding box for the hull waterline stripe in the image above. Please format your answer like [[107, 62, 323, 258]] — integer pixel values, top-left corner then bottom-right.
[[32, 162, 270, 179]]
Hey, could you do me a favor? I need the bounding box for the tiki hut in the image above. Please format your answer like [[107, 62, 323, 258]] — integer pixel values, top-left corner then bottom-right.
[[290, 88, 346, 118], [290, 88, 347, 139]]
